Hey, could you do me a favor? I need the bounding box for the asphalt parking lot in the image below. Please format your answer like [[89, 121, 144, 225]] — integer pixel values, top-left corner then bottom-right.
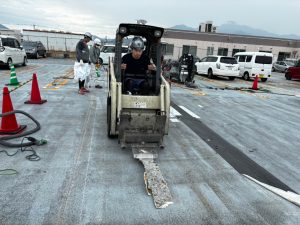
[[0, 58, 300, 225]]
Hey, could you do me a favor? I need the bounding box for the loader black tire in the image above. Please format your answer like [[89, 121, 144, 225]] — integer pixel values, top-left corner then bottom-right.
[[107, 96, 113, 138]]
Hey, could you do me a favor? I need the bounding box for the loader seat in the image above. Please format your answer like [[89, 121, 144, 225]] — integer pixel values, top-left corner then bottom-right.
[[122, 72, 157, 95]]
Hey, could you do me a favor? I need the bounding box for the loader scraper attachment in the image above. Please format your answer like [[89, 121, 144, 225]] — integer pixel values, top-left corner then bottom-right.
[[119, 112, 166, 147]]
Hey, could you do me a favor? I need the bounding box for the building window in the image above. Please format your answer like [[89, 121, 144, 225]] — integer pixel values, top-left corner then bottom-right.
[[259, 50, 272, 53], [232, 49, 245, 57], [207, 47, 214, 56], [162, 44, 174, 55], [278, 52, 291, 61], [182, 45, 197, 56], [218, 48, 228, 56]]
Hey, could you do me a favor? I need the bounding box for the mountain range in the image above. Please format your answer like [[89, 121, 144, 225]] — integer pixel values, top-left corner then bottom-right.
[[0, 24, 8, 29], [170, 21, 300, 40]]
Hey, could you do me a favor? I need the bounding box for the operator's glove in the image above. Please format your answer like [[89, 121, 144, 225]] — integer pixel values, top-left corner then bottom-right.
[[79, 60, 83, 65], [148, 64, 156, 71]]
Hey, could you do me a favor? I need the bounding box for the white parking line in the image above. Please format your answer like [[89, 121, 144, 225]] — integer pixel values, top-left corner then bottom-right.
[[170, 106, 181, 123], [179, 106, 201, 119], [243, 174, 300, 207], [198, 104, 203, 108], [170, 106, 182, 117], [170, 118, 180, 123]]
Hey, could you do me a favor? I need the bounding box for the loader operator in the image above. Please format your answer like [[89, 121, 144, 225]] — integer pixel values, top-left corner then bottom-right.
[[121, 37, 156, 95]]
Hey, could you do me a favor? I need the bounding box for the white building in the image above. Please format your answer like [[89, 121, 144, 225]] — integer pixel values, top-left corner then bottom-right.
[[161, 29, 300, 61]]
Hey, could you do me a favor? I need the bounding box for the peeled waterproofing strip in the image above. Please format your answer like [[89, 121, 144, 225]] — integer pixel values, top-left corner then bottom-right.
[[132, 148, 173, 208], [141, 159, 173, 208]]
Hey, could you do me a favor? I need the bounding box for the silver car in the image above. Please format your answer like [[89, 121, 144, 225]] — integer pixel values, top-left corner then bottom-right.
[[272, 61, 295, 73]]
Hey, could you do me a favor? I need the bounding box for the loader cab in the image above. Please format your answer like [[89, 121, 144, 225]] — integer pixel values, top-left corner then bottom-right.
[[113, 23, 164, 96], [107, 23, 170, 140]]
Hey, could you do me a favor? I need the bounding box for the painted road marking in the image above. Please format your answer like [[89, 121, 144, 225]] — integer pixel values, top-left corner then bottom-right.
[[243, 174, 300, 207], [44, 68, 73, 90], [170, 118, 180, 123], [179, 106, 200, 119], [170, 106, 181, 117], [170, 106, 181, 123]]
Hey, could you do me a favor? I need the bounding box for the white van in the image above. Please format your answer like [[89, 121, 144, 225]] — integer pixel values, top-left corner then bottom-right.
[[0, 35, 27, 68], [234, 52, 273, 82], [99, 44, 128, 65]]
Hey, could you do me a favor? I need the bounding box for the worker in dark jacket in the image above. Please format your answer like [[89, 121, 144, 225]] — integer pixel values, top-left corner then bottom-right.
[[75, 32, 92, 94]]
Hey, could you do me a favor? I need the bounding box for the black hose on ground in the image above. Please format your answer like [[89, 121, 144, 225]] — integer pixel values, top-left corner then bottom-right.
[[0, 110, 41, 148]]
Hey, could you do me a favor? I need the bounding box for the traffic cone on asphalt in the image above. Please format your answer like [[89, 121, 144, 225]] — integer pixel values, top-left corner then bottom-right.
[[0, 87, 26, 134], [6, 64, 20, 86], [252, 75, 259, 90], [25, 73, 47, 104]]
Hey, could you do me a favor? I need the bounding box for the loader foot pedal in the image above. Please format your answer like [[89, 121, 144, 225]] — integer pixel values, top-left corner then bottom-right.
[[140, 159, 173, 208]]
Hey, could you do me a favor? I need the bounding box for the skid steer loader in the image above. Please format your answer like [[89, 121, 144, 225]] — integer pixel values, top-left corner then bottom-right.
[[107, 23, 170, 150], [106, 24, 172, 208]]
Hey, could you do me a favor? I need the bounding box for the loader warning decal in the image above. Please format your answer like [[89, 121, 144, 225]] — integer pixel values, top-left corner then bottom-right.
[[133, 102, 147, 108]]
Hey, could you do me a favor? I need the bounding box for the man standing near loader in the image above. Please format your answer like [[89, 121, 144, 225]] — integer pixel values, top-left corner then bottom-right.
[[75, 32, 92, 95], [89, 38, 102, 88]]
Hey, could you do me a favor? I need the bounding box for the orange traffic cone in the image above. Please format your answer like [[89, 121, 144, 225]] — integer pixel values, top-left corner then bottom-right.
[[252, 75, 259, 90], [25, 73, 47, 104], [0, 87, 27, 134]]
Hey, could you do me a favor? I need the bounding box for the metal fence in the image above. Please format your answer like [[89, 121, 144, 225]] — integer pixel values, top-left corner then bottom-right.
[[22, 35, 80, 52]]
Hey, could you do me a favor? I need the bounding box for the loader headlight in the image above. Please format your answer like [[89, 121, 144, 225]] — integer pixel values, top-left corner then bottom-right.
[[154, 30, 162, 38], [119, 27, 127, 34]]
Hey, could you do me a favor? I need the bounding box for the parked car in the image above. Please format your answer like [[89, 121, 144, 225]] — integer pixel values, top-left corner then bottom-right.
[[0, 35, 27, 68], [285, 60, 300, 80], [272, 61, 295, 72], [99, 44, 128, 64], [22, 41, 47, 58], [234, 52, 273, 82], [195, 55, 239, 80]]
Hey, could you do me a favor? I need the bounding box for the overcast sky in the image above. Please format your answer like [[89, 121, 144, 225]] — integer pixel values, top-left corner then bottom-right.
[[1, 0, 299, 38]]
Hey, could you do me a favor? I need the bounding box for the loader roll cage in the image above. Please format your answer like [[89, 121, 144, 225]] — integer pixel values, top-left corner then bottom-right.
[[113, 23, 164, 95]]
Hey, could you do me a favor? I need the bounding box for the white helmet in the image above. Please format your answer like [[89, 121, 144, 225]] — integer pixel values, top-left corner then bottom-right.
[[130, 36, 144, 51], [84, 32, 92, 40], [94, 38, 102, 46]]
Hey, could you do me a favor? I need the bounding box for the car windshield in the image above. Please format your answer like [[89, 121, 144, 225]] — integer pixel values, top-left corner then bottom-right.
[[22, 42, 37, 47], [220, 57, 238, 64], [284, 61, 295, 66], [101, 46, 115, 53], [255, 56, 272, 64]]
